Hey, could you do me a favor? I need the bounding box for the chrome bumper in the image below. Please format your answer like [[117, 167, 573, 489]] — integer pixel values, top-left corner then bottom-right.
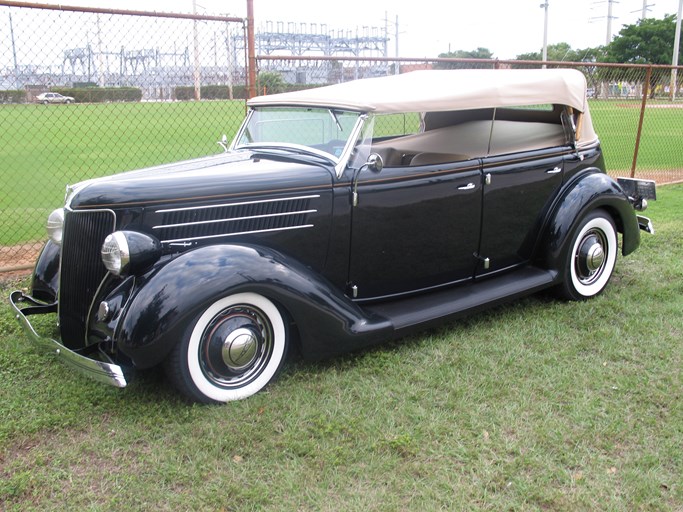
[[636, 215, 655, 235], [9, 290, 127, 388]]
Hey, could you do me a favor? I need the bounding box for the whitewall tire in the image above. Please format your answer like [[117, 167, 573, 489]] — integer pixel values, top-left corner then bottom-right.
[[166, 292, 288, 403], [559, 209, 618, 300]]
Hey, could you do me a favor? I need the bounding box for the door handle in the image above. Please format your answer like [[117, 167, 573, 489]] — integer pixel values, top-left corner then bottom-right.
[[458, 183, 476, 190], [546, 167, 562, 174]]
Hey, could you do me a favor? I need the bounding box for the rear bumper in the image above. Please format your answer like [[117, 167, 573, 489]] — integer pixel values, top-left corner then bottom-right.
[[9, 290, 127, 388], [636, 215, 655, 235]]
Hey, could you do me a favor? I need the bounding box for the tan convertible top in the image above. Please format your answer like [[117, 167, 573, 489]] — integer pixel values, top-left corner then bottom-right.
[[249, 69, 589, 113]]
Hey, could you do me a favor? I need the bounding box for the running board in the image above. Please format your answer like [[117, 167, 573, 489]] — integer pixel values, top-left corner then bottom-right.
[[365, 267, 558, 333]]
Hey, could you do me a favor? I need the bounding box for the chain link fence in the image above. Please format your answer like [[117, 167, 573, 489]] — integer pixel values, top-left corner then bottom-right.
[[1, 2, 247, 271], [1, 3, 682, 273], [257, 55, 683, 184]]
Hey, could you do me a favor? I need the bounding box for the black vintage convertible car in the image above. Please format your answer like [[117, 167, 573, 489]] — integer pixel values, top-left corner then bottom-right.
[[11, 69, 655, 403]]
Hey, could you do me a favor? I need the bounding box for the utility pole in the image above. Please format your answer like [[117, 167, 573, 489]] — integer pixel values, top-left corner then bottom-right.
[[192, 0, 201, 100], [632, 1, 652, 20], [672, 0, 682, 100], [540, 2, 549, 67], [606, 0, 615, 45], [8, 11, 19, 88], [384, 12, 389, 58], [395, 15, 399, 74]]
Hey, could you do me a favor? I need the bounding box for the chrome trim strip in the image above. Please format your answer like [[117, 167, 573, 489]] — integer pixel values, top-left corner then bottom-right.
[[229, 108, 254, 151], [336, 114, 368, 178], [9, 291, 127, 388], [155, 195, 320, 214], [160, 224, 314, 244], [238, 142, 338, 164], [153, 209, 317, 230]]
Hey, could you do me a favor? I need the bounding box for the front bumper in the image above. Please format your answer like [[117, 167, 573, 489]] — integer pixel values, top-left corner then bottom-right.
[[9, 290, 127, 388]]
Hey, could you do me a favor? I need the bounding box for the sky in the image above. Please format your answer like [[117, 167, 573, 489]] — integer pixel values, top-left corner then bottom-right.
[[31, 0, 680, 60]]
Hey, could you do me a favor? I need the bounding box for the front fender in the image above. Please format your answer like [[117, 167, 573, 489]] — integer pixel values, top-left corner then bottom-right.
[[31, 240, 60, 303], [542, 171, 640, 272], [115, 244, 392, 368]]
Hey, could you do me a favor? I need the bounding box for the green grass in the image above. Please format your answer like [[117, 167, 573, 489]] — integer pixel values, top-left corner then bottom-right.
[[0, 185, 681, 510], [589, 99, 683, 172], [1, 99, 681, 246], [0, 101, 246, 245]]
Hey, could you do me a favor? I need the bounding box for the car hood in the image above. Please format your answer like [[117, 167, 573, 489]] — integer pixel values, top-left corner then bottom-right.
[[67, 150, 334, 210]]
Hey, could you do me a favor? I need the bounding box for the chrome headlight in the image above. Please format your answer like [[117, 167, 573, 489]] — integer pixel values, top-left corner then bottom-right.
[[101, 231, 161, 277], [47, 208, 65, 245]]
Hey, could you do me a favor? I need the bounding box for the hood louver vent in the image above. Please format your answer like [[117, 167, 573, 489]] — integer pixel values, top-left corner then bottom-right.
[[153, 195, 319, 244]]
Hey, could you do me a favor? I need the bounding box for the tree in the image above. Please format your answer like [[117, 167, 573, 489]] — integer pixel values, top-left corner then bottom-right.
[[516, 43, 602, 63], [604, 14, 682, 64], [435, 48, 494, 69], [256, 71, 286, 95]]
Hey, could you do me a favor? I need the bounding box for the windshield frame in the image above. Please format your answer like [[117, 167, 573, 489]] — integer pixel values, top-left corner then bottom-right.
[[231, 107, 367, 177]]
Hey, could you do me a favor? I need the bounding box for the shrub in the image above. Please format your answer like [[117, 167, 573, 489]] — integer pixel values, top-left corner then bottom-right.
[[0, 90, 26, 104], [52, 87, 142, 103], [173, 85, 248, 100]]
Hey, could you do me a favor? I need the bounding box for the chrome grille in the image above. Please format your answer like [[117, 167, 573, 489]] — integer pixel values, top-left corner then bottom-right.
[[154, 195, 318, 244], [59, 209, 115, 348]]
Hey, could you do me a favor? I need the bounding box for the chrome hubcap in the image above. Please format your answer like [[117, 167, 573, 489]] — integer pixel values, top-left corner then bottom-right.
[[575, 230, 607, 284], [585, 242, 605, 272], [198, 305, 273, 388], [222, 328, 259, 372]]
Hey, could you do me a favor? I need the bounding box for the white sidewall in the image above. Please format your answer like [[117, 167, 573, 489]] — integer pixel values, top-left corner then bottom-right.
[[569, 216, 617, 298], [187, 293, 286, 402]]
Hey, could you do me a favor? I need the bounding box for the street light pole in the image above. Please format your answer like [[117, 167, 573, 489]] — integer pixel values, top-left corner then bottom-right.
[[540, 1, 549, 67]]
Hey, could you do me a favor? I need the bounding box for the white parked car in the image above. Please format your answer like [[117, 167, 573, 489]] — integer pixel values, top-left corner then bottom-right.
[[36, 92, 75, 104]]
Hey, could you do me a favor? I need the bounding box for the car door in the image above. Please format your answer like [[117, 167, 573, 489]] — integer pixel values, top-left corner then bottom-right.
[[476, 147, 566, 276], [348, 160, 483, 300]]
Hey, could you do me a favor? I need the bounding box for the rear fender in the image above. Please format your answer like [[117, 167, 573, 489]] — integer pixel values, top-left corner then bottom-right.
[[541, 171, 640, 272], [115, 244, 392, 368]]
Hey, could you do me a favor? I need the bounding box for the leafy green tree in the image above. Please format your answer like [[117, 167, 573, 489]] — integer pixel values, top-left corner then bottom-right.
[[256, 71, 286, 95], [598, 15, 681, 98], [435, 48, 494, 69], [603, 14, 682, 64], [516, 43, 602, 63], [438, 47, 494, 59]]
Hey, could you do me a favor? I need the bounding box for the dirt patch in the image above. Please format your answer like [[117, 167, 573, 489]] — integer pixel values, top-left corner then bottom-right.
[[617, 102, 683, 109], [0, 242, 42, 280]]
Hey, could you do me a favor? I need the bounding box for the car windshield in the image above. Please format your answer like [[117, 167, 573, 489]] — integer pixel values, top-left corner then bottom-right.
[[235, 107, 362, 160]]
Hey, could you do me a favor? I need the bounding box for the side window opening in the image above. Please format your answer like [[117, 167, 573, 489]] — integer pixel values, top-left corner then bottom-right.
[[362, 106, 571, 169]]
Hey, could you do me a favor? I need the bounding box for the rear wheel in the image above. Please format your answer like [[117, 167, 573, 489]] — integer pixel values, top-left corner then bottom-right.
[[558, 209, 618, 300], [166, 292, 288, 403]]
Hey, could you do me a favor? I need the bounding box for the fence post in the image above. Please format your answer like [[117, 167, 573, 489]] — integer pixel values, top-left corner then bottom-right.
[[630, 65, 652, 178], [246, 0, 257, 99]]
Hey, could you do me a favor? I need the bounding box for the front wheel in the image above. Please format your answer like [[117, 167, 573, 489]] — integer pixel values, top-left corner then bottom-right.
[[166, 292, 288, 403], [558, 209, 618, 301]]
